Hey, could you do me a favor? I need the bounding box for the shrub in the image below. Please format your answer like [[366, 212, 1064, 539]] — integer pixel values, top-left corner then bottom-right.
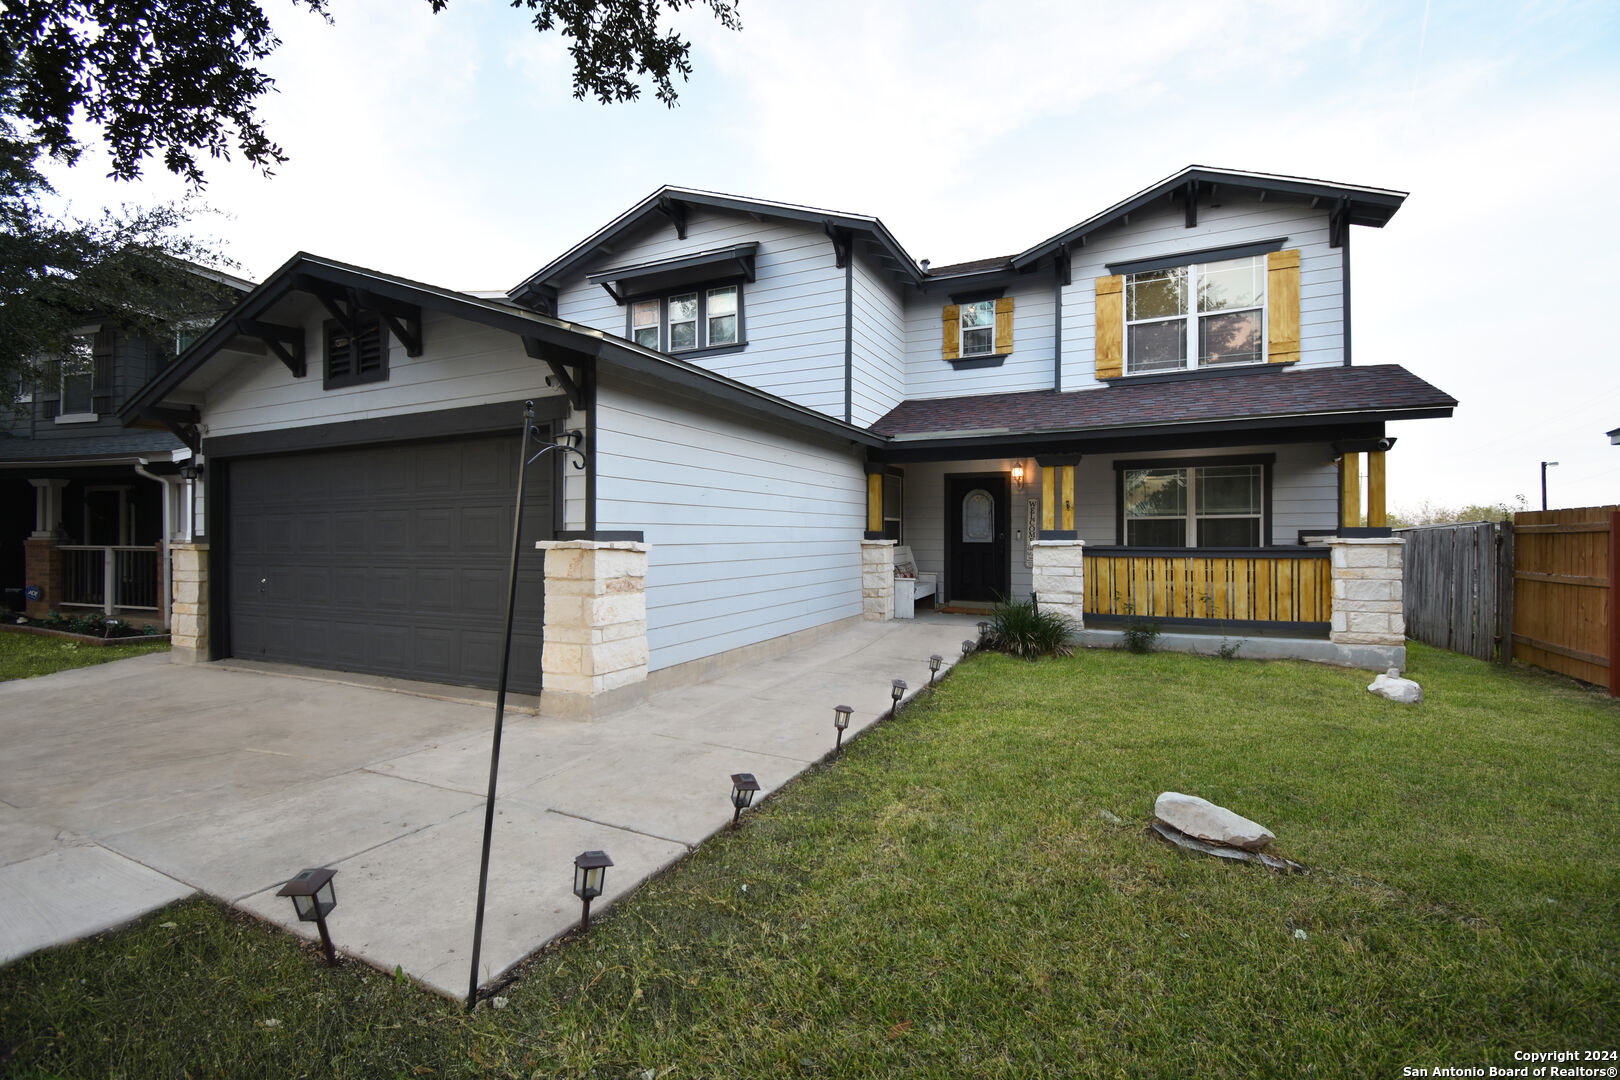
[[985, 596, 1076, 659], [1118, 600, 1160, 655]]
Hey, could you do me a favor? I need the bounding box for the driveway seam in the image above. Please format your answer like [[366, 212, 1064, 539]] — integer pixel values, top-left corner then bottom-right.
[[543, 808, 694, 849]]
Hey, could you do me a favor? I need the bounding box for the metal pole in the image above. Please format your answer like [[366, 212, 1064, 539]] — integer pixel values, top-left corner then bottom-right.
[[1541, 461, 1548, 511], [314, 911, 337, 967], [467, 401, 536, 1011]]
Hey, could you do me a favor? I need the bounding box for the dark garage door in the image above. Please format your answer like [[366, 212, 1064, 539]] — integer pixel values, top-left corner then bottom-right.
[[226, 433, 550, 693]]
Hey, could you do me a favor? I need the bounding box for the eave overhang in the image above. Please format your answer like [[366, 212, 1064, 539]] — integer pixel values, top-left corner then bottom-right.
[[1009, 165, 1408, 271], [118, 252, 884, 452], [587, 242, 759, 303], [510, 186, 924, 307]]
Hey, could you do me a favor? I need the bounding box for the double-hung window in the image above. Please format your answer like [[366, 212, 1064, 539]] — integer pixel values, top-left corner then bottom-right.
[[1126, 256, 1264, 374], [959, 300, 995, 357], [1123, 463, 1264, 547], [628, 283, 743, 354], [58, 334, 97, 417]]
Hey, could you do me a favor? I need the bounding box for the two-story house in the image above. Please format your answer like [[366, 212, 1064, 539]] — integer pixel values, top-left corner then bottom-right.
[[122, 167, 1455, 715], [3, 263, 254, 626]]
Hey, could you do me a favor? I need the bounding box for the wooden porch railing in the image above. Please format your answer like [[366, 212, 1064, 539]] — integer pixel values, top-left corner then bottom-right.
[[1083, 547, 1332, 629]]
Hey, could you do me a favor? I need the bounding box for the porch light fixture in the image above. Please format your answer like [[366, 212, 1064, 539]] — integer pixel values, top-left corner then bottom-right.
[[962, 639, 975, 659], [891, 678, 907, 713], [276, 867, 338, 967], [1012, 463, 1025, 489], [833, 704, 853, 754], [929, 654, 943, 683], [729, 772, 760, 827], [572, 850, 613, 933]]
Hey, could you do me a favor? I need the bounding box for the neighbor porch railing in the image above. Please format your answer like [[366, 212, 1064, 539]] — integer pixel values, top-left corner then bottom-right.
[[1083, 547, 1332, 632], [58, 545, 162, 614]]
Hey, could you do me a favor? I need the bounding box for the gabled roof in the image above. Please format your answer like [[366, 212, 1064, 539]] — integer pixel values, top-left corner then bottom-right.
[[870, 365, 1453, 445], [508, 186, 925, 305], [120, 252, 884, 448], [1010, 165, 1407, 271]]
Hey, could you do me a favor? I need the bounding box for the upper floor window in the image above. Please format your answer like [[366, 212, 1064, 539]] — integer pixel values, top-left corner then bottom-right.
[[960, 300, 995, 357], [628, 282, 744, 355], [1126, 255, 1264, 374], [324, 318, 388, 389]]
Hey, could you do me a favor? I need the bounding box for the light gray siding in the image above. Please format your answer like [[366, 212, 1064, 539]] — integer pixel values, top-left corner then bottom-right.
[[1059, 196, 1341, 391], [554, 210, 849, 419], [848, 248, 906, 427], [902, 276, 1057, 401], [593, 374, 866, 671], [896, 458, 1035, 602], [1068, 443, 1340, 545], [200, 304, 563, 439]]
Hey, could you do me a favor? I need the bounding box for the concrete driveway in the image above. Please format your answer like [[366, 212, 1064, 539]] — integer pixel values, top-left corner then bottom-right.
[[0, 614, 975, 998]]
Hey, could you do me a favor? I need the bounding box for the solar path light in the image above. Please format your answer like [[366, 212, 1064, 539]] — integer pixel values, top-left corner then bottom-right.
[[977, 620, 991, 638], [928, 654, 943, 684], [891, 679, 907, 714], [962, 639, 975, 659], [730, 773, 760, 827], [833, 704, 853, 755], [573, 850, 613, 933], [276, 867, 338, 967]]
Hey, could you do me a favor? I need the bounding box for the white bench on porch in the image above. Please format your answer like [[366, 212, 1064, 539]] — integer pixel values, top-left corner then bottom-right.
[[893, 545, 937, 619]]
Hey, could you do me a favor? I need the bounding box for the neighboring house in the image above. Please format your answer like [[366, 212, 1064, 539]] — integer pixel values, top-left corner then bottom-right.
[[1608, 426, 1618, 445], [121, 166, 1456, 713], [2, 264, 254, 624]]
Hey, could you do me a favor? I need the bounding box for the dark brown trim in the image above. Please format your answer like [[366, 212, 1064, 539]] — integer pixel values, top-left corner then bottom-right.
[[1105, 237, 1287, 276], [555, 530, 644, 542], [206, 457, 230, 659], [1037, 529, 1078, 540], [1112, 454, 1276, 546], [947, 286, 1007, 305], [947, 354, 1008, 370], [203, 398, 570, 459], [1338, 527, 1394, 538], [1084, 613, 1330, 638], [585, 365, 598, 534], [1099, 362, 1295, 388], [869, 418, 1394, 463]]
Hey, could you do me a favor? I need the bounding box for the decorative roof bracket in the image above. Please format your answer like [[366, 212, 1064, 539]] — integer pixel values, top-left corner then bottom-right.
[[523, 336, 585, 411], [656, 195, 688, 239], [234, 318, 305, 377]]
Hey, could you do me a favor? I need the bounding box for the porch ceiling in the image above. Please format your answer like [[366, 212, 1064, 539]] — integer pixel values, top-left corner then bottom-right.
[[869, 365, 1455, 453]]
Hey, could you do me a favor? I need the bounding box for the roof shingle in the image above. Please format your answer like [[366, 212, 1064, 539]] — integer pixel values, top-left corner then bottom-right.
[[869, 365, 1456, 439]]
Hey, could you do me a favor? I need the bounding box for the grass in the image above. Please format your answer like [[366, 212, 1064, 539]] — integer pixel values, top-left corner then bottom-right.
[[1, 643, 1615, 1078], [0, 630, 169, 681]]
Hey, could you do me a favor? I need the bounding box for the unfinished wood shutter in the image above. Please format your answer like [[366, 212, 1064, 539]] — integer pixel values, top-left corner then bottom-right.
[[1095, 275, 1124, 379], [942, 304, 961, 360], [1266, 249, 1300, 365], [91, 328, 115, 414], [993, 296, 1014, 354]]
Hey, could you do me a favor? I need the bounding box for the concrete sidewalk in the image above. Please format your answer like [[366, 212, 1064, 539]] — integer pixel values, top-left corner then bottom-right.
[[0, 613, 977, 997]]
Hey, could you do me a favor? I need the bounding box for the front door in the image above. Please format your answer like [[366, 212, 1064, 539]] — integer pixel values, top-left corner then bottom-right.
[[947, 474, 1010, 603]]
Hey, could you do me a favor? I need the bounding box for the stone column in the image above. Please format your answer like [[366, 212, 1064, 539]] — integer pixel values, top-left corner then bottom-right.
[[170, 542, 210, 662], [23, 538, 62, 618], [1327, 537, 1405, 646], [536, 539, 649, 719], [860, 539, 896, 621], [1031, 539, 1085, 628]]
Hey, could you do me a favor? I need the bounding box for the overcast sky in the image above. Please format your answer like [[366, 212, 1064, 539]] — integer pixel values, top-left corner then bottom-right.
[[40, 0, 1620, 512]]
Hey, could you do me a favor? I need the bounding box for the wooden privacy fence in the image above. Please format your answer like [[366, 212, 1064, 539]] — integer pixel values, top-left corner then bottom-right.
[[1510, 506, 1618, 696], [1083, 548, 1332, 629], [1395, 522, 1506, 661]]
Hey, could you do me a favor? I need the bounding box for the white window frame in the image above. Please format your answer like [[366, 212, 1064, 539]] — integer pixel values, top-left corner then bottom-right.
[[959, 299, 996, 358], [1124, 256, 1266, 375], [1122, 463, 1266, 548], [625, 281, 746, 354], [55, 331, 99, 423]]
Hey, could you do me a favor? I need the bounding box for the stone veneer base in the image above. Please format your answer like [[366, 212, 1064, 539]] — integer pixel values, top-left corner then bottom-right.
[[1072, 628, 1405, 673]]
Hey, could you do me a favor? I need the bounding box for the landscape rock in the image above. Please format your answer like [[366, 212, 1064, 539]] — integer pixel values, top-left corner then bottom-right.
[[1368, 666, 1423, 704], [1154, 792, 1275, 851]]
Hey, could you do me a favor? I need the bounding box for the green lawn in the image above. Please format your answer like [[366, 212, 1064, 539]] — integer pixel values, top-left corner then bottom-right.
[[0, 630, 169, 681], [1, 643, 1615, 1078]]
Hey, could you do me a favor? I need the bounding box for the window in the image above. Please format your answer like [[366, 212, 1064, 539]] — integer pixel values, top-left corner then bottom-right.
[[624, 282, 744, 354], [1123, 463, 1264, 547], [1126, 255, 1264, 374], [59, 334, 96, 416], [960, 300, 995, 357], [882, 473, 903, 541], [324, 318, 388, 389]]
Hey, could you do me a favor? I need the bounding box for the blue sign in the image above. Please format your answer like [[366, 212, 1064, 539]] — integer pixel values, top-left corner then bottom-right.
[[25, 585, 42, 602]]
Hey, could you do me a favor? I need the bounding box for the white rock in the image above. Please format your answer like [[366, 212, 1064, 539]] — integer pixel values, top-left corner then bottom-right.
[[1154, 792, 1275, 851], [1368, 666, 1423, 704]]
